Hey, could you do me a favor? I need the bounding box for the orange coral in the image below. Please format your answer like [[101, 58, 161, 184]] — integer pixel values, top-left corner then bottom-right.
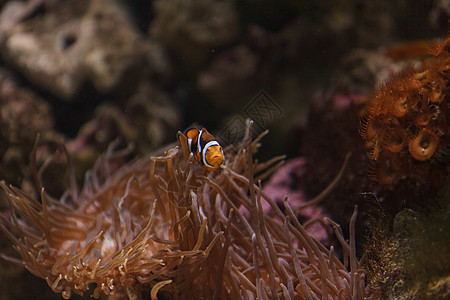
[[385, 40, 440, 61], [1, 120, 372, 299], [408, 128, 439, 161], [360, 36, 450, 184]]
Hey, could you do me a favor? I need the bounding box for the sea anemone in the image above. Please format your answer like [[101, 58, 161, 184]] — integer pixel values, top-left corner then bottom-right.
[[1, 120, 371, 299]]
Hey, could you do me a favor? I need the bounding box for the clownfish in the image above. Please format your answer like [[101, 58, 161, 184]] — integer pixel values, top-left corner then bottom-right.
[[177, 127, 225, 172]]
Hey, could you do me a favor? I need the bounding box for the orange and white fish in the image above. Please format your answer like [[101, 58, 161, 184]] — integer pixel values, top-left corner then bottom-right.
[[177, 127, 225, 172]]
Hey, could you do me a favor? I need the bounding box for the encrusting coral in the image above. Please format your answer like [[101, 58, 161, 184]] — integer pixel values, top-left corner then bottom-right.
[[359, 36, 450, 184], [362, 186, 450, 299], [0, 120, 371, 299]]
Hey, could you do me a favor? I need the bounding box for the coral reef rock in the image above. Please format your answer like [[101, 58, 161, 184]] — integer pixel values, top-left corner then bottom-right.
[[150, 0, 239, 69], [0, 0, 154, 99], [0, 67, 59, 188]]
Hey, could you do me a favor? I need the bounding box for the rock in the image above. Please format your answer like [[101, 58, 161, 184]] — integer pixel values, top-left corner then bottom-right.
[[0, 0, 157, 100], [0, 67, 59, 188], [150, 0, 239, 70]]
